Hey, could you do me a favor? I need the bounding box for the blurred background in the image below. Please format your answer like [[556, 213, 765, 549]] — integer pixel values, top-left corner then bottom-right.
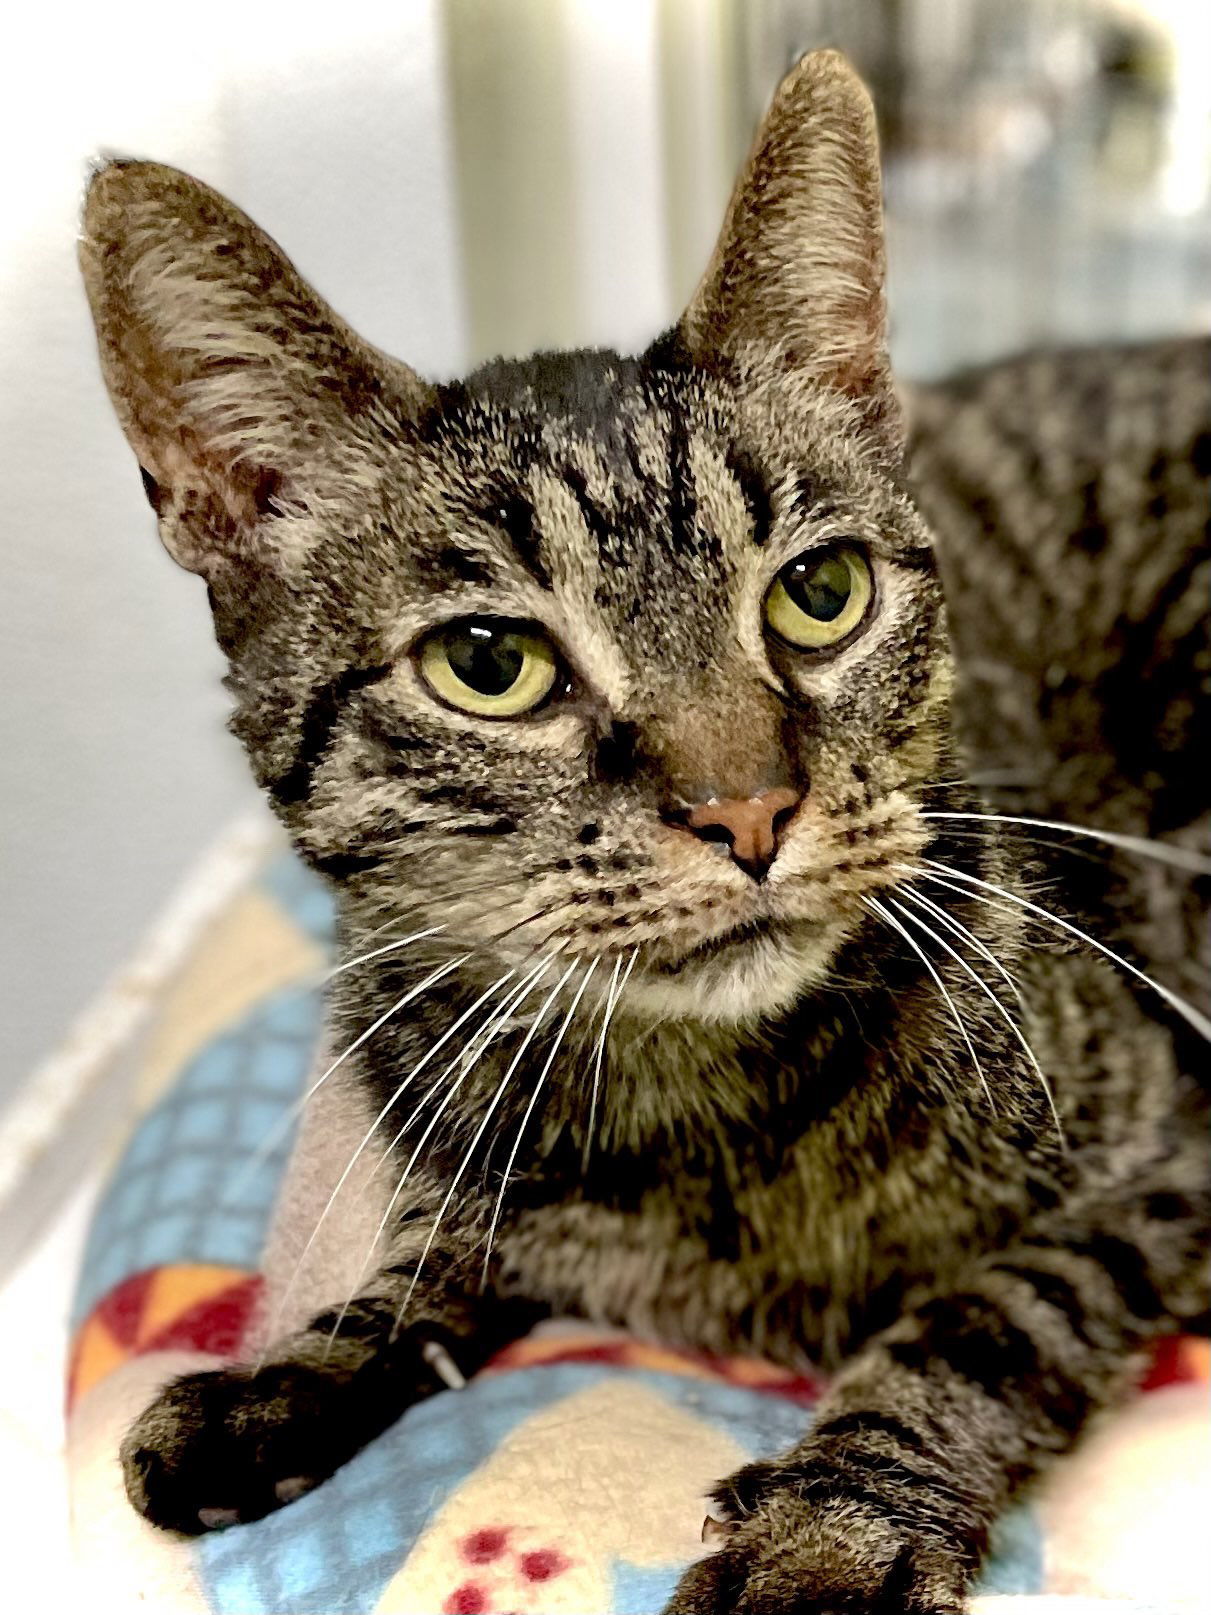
[[1, 0, 1209, 1229]]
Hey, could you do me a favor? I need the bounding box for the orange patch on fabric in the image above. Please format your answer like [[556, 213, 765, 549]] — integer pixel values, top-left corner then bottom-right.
[[488, 1327, 1203, 1409], [484, 1330, 823, 1404], [69, 1314, 130, 1406], [1141, 1334, 1211, 1392], [138, 1264, 252, 1340], [67, 1265, 262, 1413]]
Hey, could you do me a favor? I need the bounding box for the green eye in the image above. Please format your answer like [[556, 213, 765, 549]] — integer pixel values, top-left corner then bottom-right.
[[419, 618, 559, 718], [764, 545, 874, 649]]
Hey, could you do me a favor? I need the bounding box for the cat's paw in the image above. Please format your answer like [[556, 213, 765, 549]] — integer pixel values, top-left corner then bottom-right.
[[120, 1363, 363, 1534], [664, 1457, 974, 1614]]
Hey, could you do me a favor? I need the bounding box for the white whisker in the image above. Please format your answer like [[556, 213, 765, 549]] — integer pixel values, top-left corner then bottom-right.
[[922, 811, 1211, 874], [888, 896, 1064, 1148], [395, 959, 577, 1337], [480, 958, 598, 1288], [265, 961, 518, 1339], [380, 959, 551, 1188], [325, 923, 447, 982], [373, 970, 519, 1158], [224, 940, 458, 1209], [249, 951, 474, 1366], [911, 860, 1211, 1044], [864, 894, 994, 1111], [582, 947, 638, 1172], [898, 887, 1025, 1004], [323, 884, 539, 988], [321, 956, 557, 1358], [322, 879, 563, 992], [582, 956, 622, 1171], [929, 823, 1113, 873], [247, 896, 569, 1221]]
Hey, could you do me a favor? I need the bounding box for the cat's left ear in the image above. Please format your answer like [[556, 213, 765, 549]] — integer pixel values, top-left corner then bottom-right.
[[679, 50, 901, 460], [79, 159, 434, 576]]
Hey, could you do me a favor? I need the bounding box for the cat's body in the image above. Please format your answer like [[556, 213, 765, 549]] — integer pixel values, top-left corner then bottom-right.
[[81, 51, 1208, 1615], [913, 337, 1211, 1015]]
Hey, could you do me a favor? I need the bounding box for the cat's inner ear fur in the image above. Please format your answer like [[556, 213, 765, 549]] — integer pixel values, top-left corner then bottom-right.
[[79, 158, 433, 575], [680, 50, 902, 458]]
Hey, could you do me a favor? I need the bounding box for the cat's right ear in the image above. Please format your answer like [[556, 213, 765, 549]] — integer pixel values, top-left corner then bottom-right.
[[79, 159, 433, 576]]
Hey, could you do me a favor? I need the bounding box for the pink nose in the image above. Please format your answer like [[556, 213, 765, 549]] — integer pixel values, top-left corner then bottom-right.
[[675, 787, 801, 881]]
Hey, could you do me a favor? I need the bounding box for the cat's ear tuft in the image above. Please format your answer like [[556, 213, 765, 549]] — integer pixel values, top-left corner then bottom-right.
[[79, 159, 433, 574], [679, 50, 901, 456]]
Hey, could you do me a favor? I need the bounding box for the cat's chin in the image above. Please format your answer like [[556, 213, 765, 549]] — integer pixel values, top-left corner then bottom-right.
[[623, 920, 845, 1025]]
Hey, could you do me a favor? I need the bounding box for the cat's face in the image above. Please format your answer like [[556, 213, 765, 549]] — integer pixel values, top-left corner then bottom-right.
[[80, 51, 948, 1023], [238, 352, 945, 1024]]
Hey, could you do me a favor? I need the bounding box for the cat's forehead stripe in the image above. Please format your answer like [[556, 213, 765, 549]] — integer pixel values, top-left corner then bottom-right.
[[527, 466, 606, 589], [413, 350, 904, 639], [484, 489, 551, 590]]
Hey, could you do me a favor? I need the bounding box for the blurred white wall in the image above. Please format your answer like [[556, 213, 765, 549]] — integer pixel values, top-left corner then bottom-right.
[[563, 0, 672, 351], [0, 2, 468, 1102]]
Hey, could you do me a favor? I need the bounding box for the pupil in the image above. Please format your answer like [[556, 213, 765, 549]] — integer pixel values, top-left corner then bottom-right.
[[448, 628, 524, 695], [785, 553, 851, 621]]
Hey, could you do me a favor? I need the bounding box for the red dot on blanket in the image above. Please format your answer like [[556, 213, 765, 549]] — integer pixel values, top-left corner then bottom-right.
[[462, 1527, 509, 1564], [521, 1549, 569, 1582], [443, 1583, 487, 1614]]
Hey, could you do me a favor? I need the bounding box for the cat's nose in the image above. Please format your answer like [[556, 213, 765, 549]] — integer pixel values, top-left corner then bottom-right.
[[667, 787, 801, 881]]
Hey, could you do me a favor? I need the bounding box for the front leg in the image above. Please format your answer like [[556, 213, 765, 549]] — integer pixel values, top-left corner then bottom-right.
[[122, 1197, 538, 1534], [668, 1169, 1207, 1613]]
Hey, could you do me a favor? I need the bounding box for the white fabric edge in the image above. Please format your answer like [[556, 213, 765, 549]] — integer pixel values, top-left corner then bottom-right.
[[0, 808, 277, 1207]]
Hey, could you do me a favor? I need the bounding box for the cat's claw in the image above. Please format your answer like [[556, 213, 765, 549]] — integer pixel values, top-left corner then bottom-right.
[[196, 1506, 242, 1530], [666, 1461, 973, 1614], [700, 1513, 735, 1546], [421, 1338, 467, 1389]]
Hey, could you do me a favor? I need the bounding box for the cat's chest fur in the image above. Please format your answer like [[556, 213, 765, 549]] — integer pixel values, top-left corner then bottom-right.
[[494, 1118, 1012, 1370]]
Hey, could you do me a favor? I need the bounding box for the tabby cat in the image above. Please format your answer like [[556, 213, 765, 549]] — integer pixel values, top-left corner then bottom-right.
[[80, 50, 1208, 1615]]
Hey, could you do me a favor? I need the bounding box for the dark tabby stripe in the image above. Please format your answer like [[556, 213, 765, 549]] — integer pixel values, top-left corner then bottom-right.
[[889, 1291, 1096, 1429], [785, 1455, 976, 1518], [888, 1292, 1041, 1392], [310, 849, 386, 880], [271, 662, 392, 807], [1065, 1233, 1166, 1322], [486, 491, 552, 590], [811, 1408, 929, 1454], [450, 818, 518, 837], [724, 444, 773, 545], [991, 1261, 1099, 1347], [562, 464, 612, 549], [663, 389, 706, 560]]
